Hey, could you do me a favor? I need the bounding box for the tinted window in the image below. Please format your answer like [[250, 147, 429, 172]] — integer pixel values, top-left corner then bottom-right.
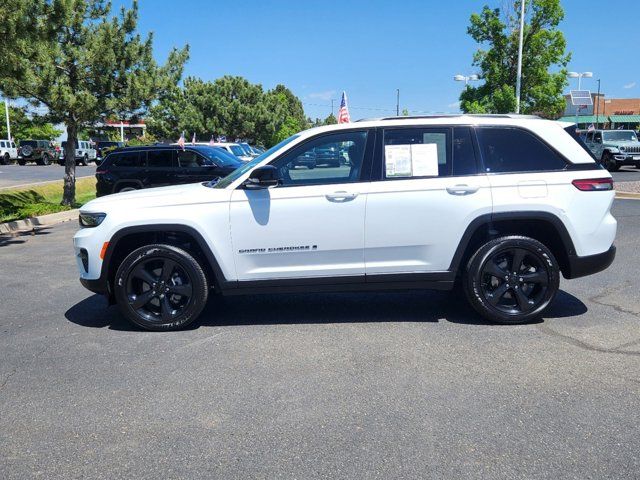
[[112, 151, 142, 167], [21, 141, 37, 147], [273, 131, 367, 186], [177, 150, 203, 167], [147, 149, 174, 168], [452, 127, 478, 176], [564, 125, 598, 161], [476, 127, 566, 173], [0, 141, 5, 148], [194, 146, 242, 167], [383, 128, 450, 178]]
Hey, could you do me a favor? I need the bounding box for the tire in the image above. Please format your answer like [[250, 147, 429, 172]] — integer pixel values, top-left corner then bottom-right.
[[602, 152, 619, 172], [463, 236, 560, 325], [1, 153, 8, 165], [17, 159, 26, 166], [117, 185, 138, 193], [79, 154, 88, 166], [41, 154, 50, 166], [114, 244, 209, 331]]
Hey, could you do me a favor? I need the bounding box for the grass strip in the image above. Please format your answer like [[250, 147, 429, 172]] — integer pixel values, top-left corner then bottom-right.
[[0, 177, 96, 223]]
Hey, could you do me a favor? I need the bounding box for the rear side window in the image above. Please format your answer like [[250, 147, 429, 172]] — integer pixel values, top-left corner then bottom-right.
[[564, 124, 598, 161], [476, 127, 567, 173], [452, 127, 478, 176], [147, 149, 175, 168], [111, 151, 142, 167]]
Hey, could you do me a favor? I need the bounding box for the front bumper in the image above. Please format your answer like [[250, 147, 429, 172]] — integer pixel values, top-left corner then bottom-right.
[[565, 245, 616, 279], [613, 153, 640, 164], [80, 277, 109, 295]]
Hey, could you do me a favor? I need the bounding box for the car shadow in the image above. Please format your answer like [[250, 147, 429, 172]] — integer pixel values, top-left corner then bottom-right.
[[0, 226, 52, 247], [65, 289, 588, 332]]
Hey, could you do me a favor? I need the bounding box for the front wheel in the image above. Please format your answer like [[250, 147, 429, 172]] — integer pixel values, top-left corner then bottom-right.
[[79, 154, 88, 166], [41, 154, 51, 166], [1, 153, 9, 165], [463, 236, 560, 324], [602, 152, 619, 172], [114, 244, 209, 331]]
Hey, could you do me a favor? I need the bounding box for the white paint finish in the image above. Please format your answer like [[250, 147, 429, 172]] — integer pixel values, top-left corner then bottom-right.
[[518, 180, 548, 198], [364, 175, 493, 273], [229, 182, 368, 280]]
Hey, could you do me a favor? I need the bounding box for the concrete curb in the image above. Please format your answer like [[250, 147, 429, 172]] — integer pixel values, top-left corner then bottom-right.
[[616, 191, 640, 200], [0, 209, 79, 234]]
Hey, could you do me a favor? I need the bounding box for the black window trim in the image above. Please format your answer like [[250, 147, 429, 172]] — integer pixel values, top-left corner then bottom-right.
[[262, 127, 376, 188]]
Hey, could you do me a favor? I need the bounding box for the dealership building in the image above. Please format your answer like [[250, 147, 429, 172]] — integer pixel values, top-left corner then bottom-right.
[[558, 94, 640, 130]]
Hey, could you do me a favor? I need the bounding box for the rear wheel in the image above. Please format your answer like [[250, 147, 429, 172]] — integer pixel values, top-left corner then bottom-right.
[[17, 159, 26, 166], [463, 236, 560, 324], [114, 244, 209, 331], [41, 154, 51, 166], [1, 153, 9, 165], [79, 154, 88, 166], [117, 185, 138, 193], [602, 152, 619, 172]]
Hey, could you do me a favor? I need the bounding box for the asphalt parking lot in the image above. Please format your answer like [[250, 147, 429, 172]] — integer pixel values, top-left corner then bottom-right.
[[1, 199, 639, 479], [0, 163, 97, 189]]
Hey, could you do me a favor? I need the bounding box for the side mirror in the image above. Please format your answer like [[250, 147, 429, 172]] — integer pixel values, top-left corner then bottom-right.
[[244, 165, 281, 189]]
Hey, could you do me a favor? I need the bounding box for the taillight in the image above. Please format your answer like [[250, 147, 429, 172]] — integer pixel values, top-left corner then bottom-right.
[[572, 178, 613, 191]]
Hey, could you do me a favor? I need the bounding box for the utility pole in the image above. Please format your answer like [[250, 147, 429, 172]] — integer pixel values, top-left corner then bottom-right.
[[515, 0, 526, 114], [595, 79, 601, 129], [4, 98, 10, 141], [396, 89, 400, 116]]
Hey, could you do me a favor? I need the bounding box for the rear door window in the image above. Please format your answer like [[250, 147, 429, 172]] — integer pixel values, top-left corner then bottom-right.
[[476, 127, 567, 173], [177, 150, 203, 167], [147, 149, 175, 168], [383, 127, 451, 178]]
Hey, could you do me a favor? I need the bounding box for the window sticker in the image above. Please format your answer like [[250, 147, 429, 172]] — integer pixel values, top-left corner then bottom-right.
[[385, 144, 412, 177], [410, 143, 439, 177], [384, 143, 439, 178]]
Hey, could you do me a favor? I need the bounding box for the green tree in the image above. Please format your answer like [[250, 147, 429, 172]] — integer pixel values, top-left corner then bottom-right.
[[0, 106, 62, 141], [148, 76, 306, 147], [402, 108, 410, 116], [460, 0, 570, 117], [324, 113, 337, 125], [1, 0, 188, 205]]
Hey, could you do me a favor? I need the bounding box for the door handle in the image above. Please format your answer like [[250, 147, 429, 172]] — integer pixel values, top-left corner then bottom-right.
[[325, 191, 358, 202], [446, 184, 479, 196]]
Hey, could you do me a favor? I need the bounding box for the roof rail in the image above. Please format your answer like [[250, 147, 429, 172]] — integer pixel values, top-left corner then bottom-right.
[[356, 113, 542, 122]]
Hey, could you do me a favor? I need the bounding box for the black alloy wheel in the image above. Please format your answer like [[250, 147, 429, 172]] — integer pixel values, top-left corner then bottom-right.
[[464, 236, 560, 324], [114, 244, 208, 331]]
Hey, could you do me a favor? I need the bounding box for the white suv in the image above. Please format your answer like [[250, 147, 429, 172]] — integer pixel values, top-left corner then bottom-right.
[[59, 139, 97, 166], [74, 115, 617, 331], [0, 139, 18, 164]]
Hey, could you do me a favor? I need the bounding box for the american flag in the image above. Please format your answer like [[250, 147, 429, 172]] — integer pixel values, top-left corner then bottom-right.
[[209, 135, 215, 146], [338, 91, 350, 124], [177, 131, 185, 150]]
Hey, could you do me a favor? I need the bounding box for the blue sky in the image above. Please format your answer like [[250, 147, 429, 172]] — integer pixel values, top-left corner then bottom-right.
[[114, 0, 638, 120]]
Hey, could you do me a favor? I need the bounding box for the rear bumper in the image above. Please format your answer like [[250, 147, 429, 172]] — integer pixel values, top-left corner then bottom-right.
[[565, 245, 616, 279]]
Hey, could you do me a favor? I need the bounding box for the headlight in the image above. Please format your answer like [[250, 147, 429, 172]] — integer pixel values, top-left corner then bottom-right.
[[79, 212, 106, 227], [619, 146, 626, 152]]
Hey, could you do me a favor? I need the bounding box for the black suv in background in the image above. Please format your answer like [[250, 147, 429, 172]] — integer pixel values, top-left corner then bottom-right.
[[18, 140, 58, 165], [95, 145, 243, 196]]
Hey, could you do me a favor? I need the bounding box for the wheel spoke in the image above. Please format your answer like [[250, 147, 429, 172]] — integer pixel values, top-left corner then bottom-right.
[[521, 270, 548, 285], [160, 259, 177, 281], [168, 283, 192, 297], [484, 260, 508, 279], [487, 283, 509, 305], [131, 265, 157, 286], [514, 287, 533, 311], [130, 290, 155, 309], [161, 296, 174, 321], [511, 249, 526, 273]]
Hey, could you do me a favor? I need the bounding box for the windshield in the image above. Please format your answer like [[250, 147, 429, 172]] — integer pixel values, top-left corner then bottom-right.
[[239, 143, 253, 155], [228, 144, 247, 157], [603, 131, 638, 142], [213, 135, 300, 189], [20, 140, 38, 147], [195, 146, 243, 167]]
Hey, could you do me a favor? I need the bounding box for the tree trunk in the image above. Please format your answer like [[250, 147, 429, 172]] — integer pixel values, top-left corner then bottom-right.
[[61, 122, 77, 206]]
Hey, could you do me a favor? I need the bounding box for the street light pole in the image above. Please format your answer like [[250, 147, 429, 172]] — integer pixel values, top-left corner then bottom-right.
[[4, 98, 10, 141], [515, 0, 526, 114], [595, 79, 601, 129], [396, 89, 400, 116]]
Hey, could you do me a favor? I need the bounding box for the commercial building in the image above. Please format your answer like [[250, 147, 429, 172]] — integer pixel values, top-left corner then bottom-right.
[[559, 93, 640, 129]]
